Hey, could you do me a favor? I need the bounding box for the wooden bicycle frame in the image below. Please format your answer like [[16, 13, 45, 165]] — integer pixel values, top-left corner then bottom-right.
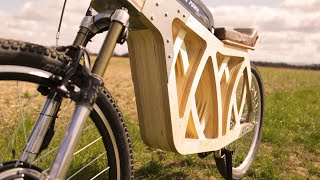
[[92, 0, 255, 155]]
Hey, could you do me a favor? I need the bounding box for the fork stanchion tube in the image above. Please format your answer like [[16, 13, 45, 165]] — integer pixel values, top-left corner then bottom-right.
[[48, 9, 128, 179], [49, 71, 102, 179], [48, 105, 91, 179], [20, 93, 62, 163], [73, 27, 92, 47], [92, 21, 124, 77]]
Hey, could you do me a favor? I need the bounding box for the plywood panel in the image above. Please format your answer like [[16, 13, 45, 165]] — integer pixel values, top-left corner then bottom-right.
[[127, 0, 257, 154], [128, 29, 175, 151]]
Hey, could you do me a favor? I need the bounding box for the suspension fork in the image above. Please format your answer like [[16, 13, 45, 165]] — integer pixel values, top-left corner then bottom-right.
[[19, 92, 63, 163], [47, 8, 130, 179]]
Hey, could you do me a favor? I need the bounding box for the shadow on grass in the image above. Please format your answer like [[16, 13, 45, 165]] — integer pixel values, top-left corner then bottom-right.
[[135, 160, 189, 180]]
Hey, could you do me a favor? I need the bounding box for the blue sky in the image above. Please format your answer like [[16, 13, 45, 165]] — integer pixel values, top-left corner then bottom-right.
[[1, 0, 319, 64]]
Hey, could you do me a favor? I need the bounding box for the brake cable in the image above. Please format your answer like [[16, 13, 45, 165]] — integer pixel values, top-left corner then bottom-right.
[[56, 0, 68, 47]]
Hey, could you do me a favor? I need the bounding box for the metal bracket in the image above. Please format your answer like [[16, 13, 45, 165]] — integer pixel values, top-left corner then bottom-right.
[[80, 10, 114, 35], [111, 8, 130, 26], [221, 148, 233, 180], [54, 46, 92, 99], [111, 8, 130, 44], [56, 45, 104, 108], [79, 8, 130, 44]]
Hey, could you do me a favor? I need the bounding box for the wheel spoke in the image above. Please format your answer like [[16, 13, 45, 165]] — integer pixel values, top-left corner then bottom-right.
[[1, 82, 38, 161], [73, 137, 102, 156], [0, 113, 15, 162], [90, 167, 110, 180], [219, 66, 263, 178], [232, 138, 239, 165], [1, 127, 23, 161], [33, 146, 60, 164], [0, 40, 131, 179], [66, 152, 107, 180], [83, 124, 94, 132], [34, 124, 98, 164], [234, 132, 248, 166], [17, 81, 28, 144], [54, 99, 72, 131], [1, 87, 35, 162]]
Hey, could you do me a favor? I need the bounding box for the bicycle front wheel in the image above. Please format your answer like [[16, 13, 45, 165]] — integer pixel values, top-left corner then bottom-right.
[[215, 65, 264, 179], [0, 39, 133, 179]]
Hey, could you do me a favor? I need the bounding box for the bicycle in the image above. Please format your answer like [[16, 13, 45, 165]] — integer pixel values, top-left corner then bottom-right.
[[0, 0, 264, 179]]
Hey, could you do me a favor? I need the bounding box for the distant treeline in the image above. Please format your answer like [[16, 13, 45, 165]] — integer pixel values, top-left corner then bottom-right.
[[117, 53, 129, 57], [93, 51, 320, 71], [252, 61, 320, 71]]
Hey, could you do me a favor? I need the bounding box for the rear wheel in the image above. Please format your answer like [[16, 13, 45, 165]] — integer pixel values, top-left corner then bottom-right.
[[215, 65, 264, 179], [0, 39, 134, 179]]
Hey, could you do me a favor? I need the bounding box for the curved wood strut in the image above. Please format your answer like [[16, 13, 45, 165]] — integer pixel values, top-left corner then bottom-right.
[[97, 0, 259, 154]]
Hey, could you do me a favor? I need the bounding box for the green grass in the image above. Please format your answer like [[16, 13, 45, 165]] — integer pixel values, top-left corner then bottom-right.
[[0, 88, 108, 179], [126, 119, 221, 179], [1, 62, 319, 179], [124, 67, 320, 179]]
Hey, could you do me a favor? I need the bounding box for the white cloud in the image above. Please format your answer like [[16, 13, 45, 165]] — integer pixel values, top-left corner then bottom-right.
[[0, 0, 127, 55], [1, 0, 319, 64], [1, 0, 79, 45], [17, 1, 61, 21], [213, 5, 320, 32], [281, 0, 320, 12], [252, 31, 319, 64], [212, 3, 320, 64]]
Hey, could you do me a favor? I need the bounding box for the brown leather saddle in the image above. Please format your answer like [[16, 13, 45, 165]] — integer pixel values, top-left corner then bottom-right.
[[214, 28, 259, 50], [177, 0, 259, 49]]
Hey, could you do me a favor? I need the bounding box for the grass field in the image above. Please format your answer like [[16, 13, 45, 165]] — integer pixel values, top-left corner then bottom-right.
[[103, 58, 320, 179], [0, 57, 319, 179]]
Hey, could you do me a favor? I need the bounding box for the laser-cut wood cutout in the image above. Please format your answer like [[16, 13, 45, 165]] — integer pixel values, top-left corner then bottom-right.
[[123, 0, 256, 154]]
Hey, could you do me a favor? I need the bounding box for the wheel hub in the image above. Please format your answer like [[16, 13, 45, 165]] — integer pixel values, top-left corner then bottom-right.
[[0, 161, 46, 179]]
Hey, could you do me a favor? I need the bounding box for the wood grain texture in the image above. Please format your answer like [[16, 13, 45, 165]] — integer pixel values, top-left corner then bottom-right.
[[128, 29, 175, 151], [127, 0, 257, 154]]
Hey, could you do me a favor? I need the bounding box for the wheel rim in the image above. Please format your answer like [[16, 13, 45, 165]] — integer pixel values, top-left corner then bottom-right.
[[229, 70, 262, 173], [0, 70, 120, 179]]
